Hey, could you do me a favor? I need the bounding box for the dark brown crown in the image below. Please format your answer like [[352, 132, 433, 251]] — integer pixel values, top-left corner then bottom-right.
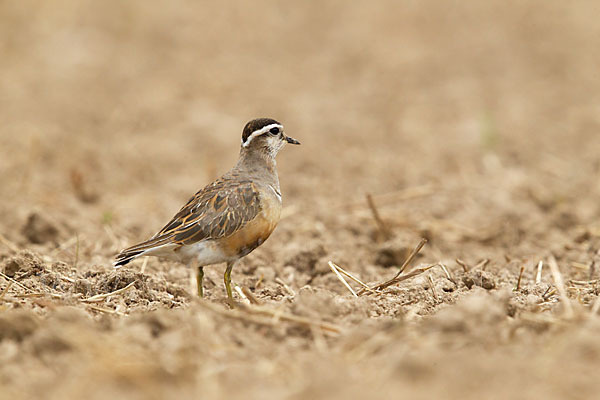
[[242, 118, 281, 143]]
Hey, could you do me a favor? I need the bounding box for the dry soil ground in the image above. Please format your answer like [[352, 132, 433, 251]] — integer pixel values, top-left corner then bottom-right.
[[2, 1, 600, 399]]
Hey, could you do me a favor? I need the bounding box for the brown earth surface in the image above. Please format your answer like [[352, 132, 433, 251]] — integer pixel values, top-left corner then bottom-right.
[[2, 1, 600, 399]]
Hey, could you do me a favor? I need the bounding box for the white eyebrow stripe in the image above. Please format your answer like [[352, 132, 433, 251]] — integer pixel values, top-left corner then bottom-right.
[[242, 123, 283, 147]]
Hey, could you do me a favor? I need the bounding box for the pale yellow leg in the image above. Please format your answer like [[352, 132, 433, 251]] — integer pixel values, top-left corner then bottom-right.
[[196, 266, 204, 297], [224, 261, 235, 303]]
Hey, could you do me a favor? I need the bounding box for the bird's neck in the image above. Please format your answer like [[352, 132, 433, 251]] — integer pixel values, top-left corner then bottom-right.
[[235, 148, 280, 187]]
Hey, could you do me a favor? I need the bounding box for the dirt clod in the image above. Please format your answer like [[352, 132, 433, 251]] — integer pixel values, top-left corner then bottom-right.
[[1, 251, 44, 278], [284, 243, 327, 274], [96, 270, 146, 293], [21, 213, 60, 244], [73, 278, 93, 296], [375, 243, 411, 268], [0, 311, 39, 342], [463, 270, 496, 290]]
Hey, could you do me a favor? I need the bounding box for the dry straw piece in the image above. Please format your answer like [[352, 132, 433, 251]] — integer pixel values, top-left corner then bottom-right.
[[328, 261, 378, 294], [328, 261, 358, 297], [366, 193, 393, 241], [0, 281, 15, 300], [548, 256, 574, 318], [456, 258, 469, 272], [438, 263, 455, 283], [535, 261, 543, 284], [474, 258, 490, 271], [0, 271, 34, 293], [275, 277, 295, 297], [515, 265, 525, 291], [81, 280, 137, 303], [240, 286, 261, 305], [234, 285, 249, 303], [327, 239, 434, 298], [358, 238, 428, 295], [427, 275, 438, 302]]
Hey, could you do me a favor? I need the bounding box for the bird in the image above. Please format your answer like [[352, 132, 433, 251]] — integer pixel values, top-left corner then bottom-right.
[[114, 118, 300, 302]]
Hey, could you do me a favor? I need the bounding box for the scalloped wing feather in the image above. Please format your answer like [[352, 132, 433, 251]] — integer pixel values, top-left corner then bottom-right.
[[115, 175, 262, 263]]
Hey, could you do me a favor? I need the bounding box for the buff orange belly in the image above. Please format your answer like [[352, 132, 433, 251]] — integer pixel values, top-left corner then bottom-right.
[[220, 196, 281, 259]]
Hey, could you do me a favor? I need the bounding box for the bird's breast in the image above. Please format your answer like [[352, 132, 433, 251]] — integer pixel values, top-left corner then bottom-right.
[[221, 190, 281, 258]]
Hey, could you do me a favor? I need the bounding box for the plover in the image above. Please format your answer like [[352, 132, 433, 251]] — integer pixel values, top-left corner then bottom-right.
[[115, 118, 300, 302]]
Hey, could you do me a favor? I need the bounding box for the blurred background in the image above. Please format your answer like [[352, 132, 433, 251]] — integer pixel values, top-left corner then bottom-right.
[[2, 0, 599, 232], [2, 1, 600, 399]]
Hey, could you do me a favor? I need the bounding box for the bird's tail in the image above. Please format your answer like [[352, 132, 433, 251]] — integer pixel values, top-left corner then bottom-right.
[[114, 250, 144, 267], [114, 235, 175, 268]]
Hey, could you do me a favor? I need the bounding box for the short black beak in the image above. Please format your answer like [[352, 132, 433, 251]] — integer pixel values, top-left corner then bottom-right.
[[285, 136, 300, 145]]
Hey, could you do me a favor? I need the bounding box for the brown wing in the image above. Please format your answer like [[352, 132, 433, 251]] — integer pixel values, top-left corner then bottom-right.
[[155, 177, 262, 244], [115, 175, 262, 262]]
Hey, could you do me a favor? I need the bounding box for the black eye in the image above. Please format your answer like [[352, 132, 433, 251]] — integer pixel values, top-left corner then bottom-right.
[[269, 127, 280, 135]]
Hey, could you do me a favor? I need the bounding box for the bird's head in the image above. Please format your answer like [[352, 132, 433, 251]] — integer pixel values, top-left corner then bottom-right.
[[241, 118, 300, 157]]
